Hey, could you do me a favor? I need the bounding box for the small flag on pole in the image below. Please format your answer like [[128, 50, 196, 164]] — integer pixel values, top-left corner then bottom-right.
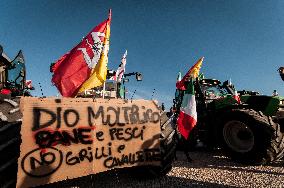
[[25, 80, 33, 89], [177, 71, 182, 82], [233, 90, 241, 104], [116, 50, 128, 82]]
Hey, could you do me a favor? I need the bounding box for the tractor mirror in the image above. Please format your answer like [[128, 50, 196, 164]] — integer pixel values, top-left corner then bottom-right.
[[107, 69, 116, 79], [123, 78, 129, 83], [278, 67, 284, 81], [50, 63, 55, 73], [136, 73, 142, 81]]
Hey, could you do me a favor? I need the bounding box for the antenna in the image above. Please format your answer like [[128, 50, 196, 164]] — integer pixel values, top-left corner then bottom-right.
[[38, 82, 44, 97], [130, 89, 136, 102], [151, 88, 156, 100]]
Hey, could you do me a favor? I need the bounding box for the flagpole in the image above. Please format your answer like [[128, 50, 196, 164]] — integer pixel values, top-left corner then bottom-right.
[[102, 8, 111, 99], [108, 9, 112, 20], [102, 81, 106, 98], [115, 80, 117, 99]]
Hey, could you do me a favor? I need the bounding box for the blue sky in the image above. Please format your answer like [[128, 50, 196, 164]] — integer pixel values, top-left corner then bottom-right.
[[1, 0, 284, 109]]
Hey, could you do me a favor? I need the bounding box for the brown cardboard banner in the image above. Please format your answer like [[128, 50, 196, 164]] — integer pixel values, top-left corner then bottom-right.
[[16, 97, 161, 187]]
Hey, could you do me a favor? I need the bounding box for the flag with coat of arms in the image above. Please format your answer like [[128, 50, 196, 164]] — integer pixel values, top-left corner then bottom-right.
[[51, 10, 111, 97]]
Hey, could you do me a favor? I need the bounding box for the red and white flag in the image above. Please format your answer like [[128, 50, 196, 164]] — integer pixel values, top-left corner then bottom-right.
[[233, 90, 241, 104], [177, 71, 182, 82], [115, 50, 127, 82], [25, 80, 32, 89]]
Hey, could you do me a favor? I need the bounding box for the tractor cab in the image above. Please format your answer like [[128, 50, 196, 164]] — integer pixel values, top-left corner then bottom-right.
[[196, 78, 236, 105], [199, 79, 229, 101], [0, 45, 32, 96], [77, 70, 142, 99]]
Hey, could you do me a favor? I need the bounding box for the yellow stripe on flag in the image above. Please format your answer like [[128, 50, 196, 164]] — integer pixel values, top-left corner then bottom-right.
[[190, 57, 203, 78]]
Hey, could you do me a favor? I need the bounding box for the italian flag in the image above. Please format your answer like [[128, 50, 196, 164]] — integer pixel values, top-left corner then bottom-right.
[[177, 79, 197, 139]]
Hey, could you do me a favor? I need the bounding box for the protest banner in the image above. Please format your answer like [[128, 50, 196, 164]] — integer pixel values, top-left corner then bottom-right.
[[17, 97, 161, 187]]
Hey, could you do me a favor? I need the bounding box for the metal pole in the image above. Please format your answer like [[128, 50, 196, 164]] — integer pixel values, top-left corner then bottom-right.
[[123, 78, 125, 99], [102, 81, 106, 99]]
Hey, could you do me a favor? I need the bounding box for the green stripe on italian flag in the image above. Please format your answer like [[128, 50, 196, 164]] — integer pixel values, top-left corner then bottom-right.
[[177, 79, 197, 139]]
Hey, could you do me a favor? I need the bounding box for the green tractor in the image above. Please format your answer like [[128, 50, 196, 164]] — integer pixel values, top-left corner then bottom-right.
[[173, 77, 284, 165], [0, 45, 30, 187]]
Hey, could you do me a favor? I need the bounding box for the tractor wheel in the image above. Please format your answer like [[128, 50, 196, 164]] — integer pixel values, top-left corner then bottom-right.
[[220, 109, 284, 165], [0, 96, 22, 188], [141, 112, 177, 177]]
